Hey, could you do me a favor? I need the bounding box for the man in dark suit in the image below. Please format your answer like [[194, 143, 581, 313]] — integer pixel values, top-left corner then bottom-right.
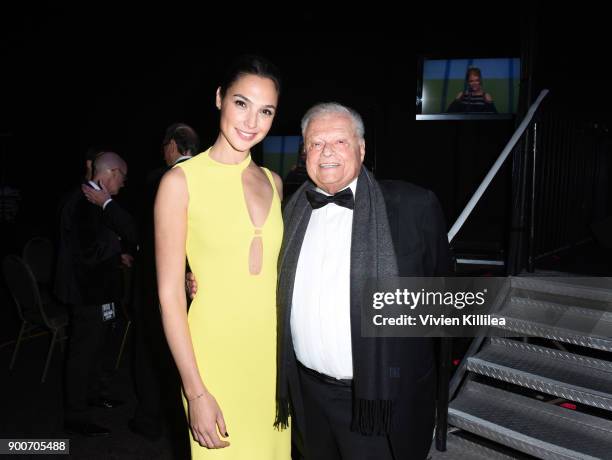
[[274, 103, 451, 460], [129, 123, 198, 440], [55, 151, 137, 436]]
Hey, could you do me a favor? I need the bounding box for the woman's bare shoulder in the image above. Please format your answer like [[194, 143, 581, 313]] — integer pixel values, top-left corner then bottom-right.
[[157, 167, 188, 202]]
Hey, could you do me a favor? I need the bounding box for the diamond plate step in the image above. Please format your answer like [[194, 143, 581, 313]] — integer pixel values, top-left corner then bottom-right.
[[467, 338, 612, 411], [511, 277, 612, 303], [493, 296, 612, 351], [449, 381, 612, 460], [428, 433, 521, 459]]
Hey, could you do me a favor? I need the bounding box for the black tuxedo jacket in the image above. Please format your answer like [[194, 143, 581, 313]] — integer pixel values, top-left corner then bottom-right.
[[55, 185, 137, 306], [281, 178, 451, 460]]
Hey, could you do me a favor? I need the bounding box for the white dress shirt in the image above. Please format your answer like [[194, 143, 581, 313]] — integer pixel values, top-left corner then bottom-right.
[[291, 179, 357, 379]]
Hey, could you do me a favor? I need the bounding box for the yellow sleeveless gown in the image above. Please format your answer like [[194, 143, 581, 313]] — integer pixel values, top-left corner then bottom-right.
[[177, 148, 290, 459]]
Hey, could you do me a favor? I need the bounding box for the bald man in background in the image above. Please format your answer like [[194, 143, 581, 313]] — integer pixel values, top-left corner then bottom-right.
[[55, 152, 137, 436]]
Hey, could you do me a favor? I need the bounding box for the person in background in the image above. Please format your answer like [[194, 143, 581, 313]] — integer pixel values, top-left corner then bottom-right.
[[446, 67, 497, 113], [282, 141, 308, 204], [56, 152, 136, 437]]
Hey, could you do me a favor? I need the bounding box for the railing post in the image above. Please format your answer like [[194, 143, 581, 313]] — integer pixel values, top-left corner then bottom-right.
[[507, 128, 529, 275], [528, 121, 538, 272]]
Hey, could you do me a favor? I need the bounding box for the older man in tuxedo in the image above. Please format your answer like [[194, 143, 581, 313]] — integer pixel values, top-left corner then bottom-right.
[[274, 103, 451, 460]]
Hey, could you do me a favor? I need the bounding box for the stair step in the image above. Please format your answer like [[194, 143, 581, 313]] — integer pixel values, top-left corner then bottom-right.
[[449, 381, 612, 460], [468, 338, 612, 411], [493, 296, 612, 351], [509, 295, 612, 321], [511, 277, 612, 303], [428, 433, 521, 459]]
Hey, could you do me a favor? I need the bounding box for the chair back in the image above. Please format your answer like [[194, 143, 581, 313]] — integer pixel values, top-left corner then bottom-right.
[[22, 237, 55, 286], [2, 255, 45, 325]]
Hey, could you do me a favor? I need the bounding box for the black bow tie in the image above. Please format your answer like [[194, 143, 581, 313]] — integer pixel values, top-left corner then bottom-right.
[[306, 188, 354, 210]]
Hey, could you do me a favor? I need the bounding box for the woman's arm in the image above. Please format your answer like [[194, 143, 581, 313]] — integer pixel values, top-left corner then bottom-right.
[[155, 168, 229, 449]]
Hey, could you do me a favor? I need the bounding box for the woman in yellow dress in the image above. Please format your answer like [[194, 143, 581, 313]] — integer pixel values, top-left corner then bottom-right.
[[155, 55, 290, 458]]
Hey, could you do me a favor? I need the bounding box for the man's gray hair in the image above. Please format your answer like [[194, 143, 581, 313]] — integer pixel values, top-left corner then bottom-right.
[[301, 102, 365, 140]]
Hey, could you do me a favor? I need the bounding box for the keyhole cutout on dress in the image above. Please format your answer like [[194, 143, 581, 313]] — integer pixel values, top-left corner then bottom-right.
[[241, 168, 274, 275]]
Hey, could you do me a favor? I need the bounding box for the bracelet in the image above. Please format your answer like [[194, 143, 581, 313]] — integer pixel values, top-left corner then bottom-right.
[[187, 392, 205, 402]]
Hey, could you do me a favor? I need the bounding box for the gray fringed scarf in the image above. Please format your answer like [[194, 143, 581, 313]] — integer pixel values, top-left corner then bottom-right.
[[275, 167, 399, 435]]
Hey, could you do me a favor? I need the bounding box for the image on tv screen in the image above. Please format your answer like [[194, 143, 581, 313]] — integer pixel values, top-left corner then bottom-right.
[[420, 58, 520, 115]]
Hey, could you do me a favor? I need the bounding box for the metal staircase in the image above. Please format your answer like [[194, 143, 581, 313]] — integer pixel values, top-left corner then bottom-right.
[[429, 84, 612, 458], [431, 275, 612, 460]]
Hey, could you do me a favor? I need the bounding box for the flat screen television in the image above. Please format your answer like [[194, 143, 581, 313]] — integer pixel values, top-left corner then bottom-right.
[[416, 57, 520, 119]]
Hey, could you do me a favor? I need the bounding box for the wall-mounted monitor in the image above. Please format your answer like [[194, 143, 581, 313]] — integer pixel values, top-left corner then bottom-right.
[[417, 57, 520, 120]]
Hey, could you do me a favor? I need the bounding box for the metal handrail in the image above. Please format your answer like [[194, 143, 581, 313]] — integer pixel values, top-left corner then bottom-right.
[[447, 89, 549, 243]]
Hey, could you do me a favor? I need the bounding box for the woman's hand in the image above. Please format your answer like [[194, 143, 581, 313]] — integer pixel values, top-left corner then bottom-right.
[[187, 391, 230, 449]]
